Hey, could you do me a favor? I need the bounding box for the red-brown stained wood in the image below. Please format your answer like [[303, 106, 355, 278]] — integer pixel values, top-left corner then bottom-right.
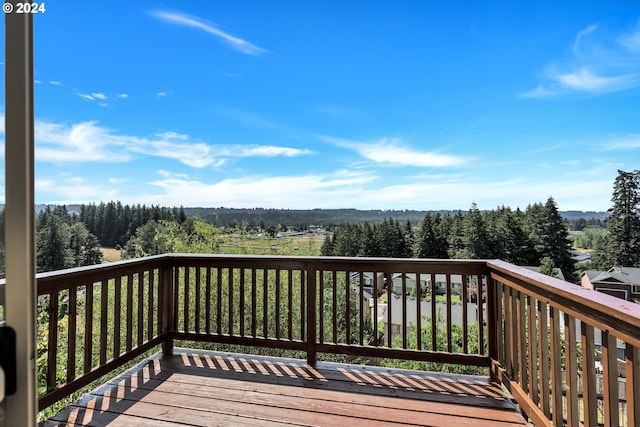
[[46, 350, 528, 427]]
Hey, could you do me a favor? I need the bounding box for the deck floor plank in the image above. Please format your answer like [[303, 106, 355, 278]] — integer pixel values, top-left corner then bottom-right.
[[43, 349, 528, 427]]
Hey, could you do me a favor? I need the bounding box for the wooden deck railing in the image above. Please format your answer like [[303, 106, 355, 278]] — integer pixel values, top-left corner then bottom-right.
[[1, 254, 638, 426]]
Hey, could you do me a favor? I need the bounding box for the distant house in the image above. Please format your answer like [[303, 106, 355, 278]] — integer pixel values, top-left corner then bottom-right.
[[581, 267, 640, 302], [350, 272, 479, 301]]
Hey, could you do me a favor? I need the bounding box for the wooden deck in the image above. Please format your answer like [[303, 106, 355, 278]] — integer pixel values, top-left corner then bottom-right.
[[42, 349, 528, 427]]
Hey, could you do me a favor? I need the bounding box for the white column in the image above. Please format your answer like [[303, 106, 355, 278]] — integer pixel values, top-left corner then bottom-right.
[[4, 4, 37, 426]]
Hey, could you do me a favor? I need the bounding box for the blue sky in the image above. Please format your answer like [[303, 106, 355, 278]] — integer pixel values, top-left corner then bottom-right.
[[2, 1, 640, 211]]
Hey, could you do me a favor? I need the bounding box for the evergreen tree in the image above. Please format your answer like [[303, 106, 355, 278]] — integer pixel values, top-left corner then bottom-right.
[[459, 203, 491, 259], [598, 170, 640, 267]]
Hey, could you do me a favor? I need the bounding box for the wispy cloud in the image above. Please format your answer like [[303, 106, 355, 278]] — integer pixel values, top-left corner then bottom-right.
[[321, 136, 469, 167], [603, 134, 640, 150], [139, 169, 375, 208], [49, 81, 63, 86], [156, 91, 169, 98], [76, 92, 110, 106], [33, 118, 313, 167], [522, 22, 640, 97], [151, 10, 268, 56]]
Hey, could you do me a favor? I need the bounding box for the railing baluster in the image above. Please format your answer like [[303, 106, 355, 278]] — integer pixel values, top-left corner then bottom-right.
[[344, 271, 350, 345], [549, 307, 563, 427], [85, 283, 94, 373], [358, 271, 364, 346], [240, 268, 246, 337], [517, 291, 526, 391], [217, 268, 223, 335], [195, 267, 201, 333], [288, 269, 294, 341], [275, 269, 281, 340], [526, 295, 538, 406], [300, 269, 306, 341], [113, 277, 121, 358], [228, 268, 234, 336], [430, 273, 436, 351], [601, 330, 619, 427], [581, 322, 597, 427], [67, 286, 77, 383], [318, 269, 324, 343], [416, 272, 422, 351], [461, 274, 468, 354], [538, 300, 551, 419], [47, 292, 58, 391], [251, 268, 257, 338], [445, 273, 452, 353], [477, 275, 484, 356], [100, 279, 108, 365], [183, 267, 190, 333], [564, 313, 578, 426], [205, 267, 212, 335], [262, 269, 267, 339], [401, 272, 407, 349], [148, 270, 155, 341], [625, 344, 639, 427], [504, 287, 513, 377], [137, 271, 144, 347], [332, 270, 337, 343], [386, 272, 392, 348], [173, 267, 179, 332], [373, 271, 378, 347]]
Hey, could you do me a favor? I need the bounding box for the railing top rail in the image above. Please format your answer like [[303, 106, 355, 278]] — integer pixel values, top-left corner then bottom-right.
[[33, 254, 170, 294], [488, 259, 640, 347], [168, 253, 489, 274]]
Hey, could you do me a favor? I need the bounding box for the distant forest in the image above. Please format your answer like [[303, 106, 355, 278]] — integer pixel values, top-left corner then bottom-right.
[[26, 204, 609, 231]]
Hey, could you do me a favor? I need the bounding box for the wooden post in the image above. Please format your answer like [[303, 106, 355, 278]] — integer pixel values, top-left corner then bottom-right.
[[4, 5, 37, 426], [306, 263, 316, 365], [160, 259, 175, 356], [486, 274, 499, 382]]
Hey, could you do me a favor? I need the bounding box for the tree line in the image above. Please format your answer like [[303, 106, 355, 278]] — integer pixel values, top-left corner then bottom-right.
[[322, 197, 575, 280]]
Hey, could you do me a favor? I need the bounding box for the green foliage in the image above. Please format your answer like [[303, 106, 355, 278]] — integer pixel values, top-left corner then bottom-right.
[[121, 219, 222, 258], [36, 206, 102, 272]]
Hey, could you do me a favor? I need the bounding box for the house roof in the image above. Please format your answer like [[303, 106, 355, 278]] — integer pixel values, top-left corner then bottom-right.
[[590, 267, 640, 286]]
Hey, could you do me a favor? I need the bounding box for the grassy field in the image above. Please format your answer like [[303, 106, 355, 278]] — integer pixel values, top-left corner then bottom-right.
[[100, 247, 122, 262], [218, 233, 326, 256], [100, 232, 327, 263]]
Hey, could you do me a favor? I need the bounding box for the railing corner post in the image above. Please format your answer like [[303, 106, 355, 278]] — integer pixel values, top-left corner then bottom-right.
[[160, 260, 175, 357], [306, 263, 317, 366], [485, 269, 499, 382]]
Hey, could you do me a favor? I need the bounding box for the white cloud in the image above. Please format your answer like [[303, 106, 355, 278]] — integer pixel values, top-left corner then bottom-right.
[[49, 81, 63, 86], [118, 93, 129, 99], [156, 91, 168, 98], [36, 177, 120, 203], [550, 68, 639, 92], [136, 169, 375, 208], [236, 145, 313, 157], [91, 93, 107, 100], [151, 10, 268, 56], [321, 135, 469, 167], [524, 23, 640, 97], [33, 118, 313, 167], [36, 120, 131, 162], [618, 21, 640, 52]]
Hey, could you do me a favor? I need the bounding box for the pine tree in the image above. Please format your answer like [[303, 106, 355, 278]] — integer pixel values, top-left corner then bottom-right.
[[599, 170, 640, 267]]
